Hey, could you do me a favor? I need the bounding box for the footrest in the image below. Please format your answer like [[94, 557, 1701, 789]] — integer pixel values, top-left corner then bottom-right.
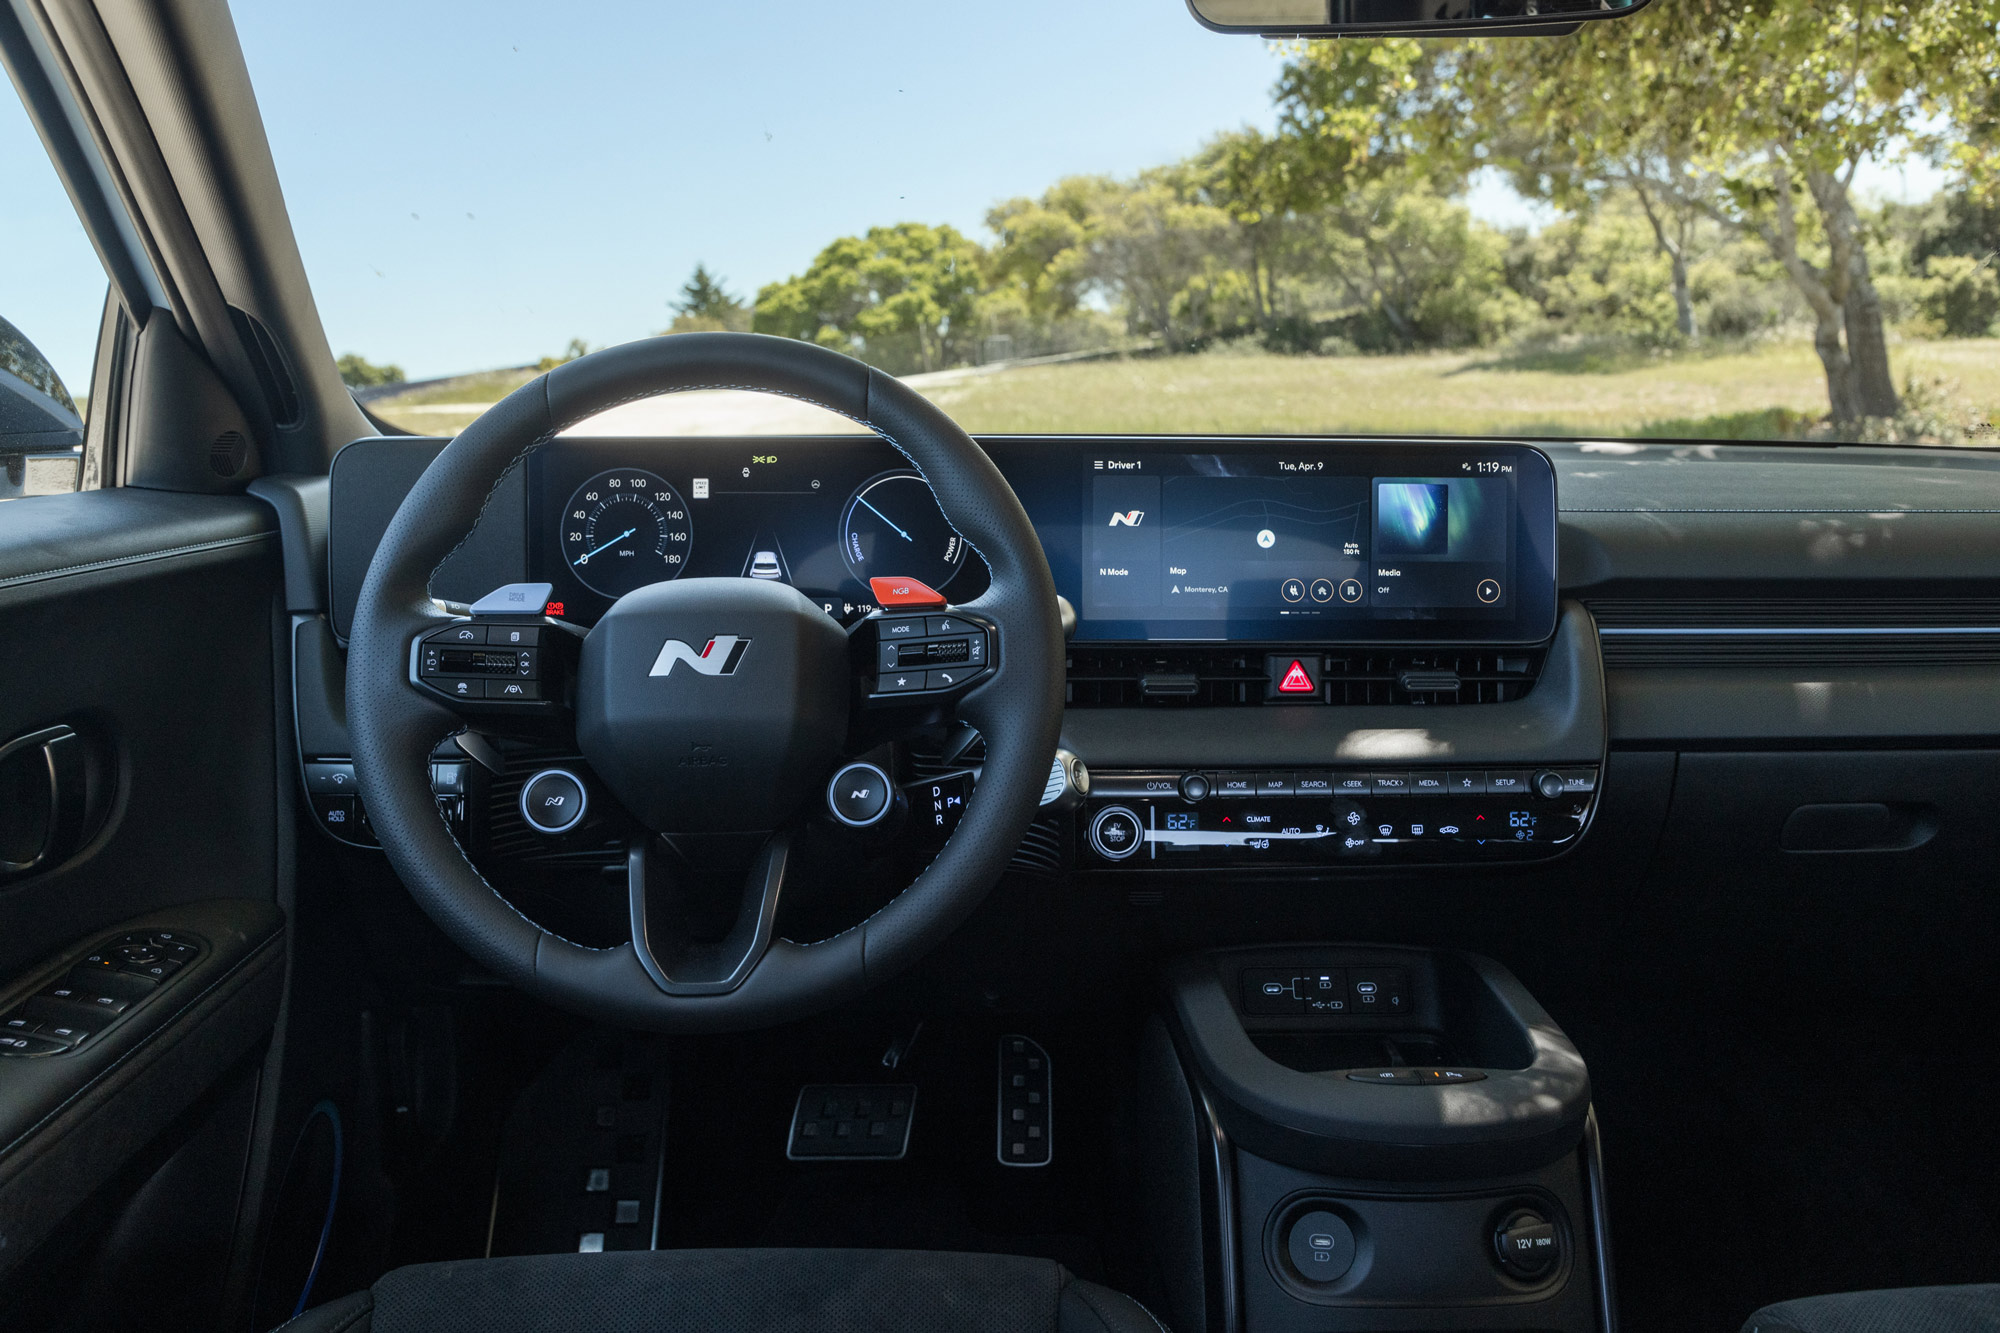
[[787, 1084, 916, 1160], [998, 1035, 1051, 1167]]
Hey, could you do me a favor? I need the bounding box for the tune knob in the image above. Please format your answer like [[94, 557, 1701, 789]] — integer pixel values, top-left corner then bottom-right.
[[1532, 770, 1566, 800], [519, 769, 588, 834]]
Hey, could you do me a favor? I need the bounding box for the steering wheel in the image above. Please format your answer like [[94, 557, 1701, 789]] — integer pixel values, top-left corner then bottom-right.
[[347, 334, 1065, 1031]]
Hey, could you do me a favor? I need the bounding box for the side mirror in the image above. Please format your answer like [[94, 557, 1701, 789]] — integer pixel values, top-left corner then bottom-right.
[[1186, 0, 1653, 38], [1, 314, 83, 500]]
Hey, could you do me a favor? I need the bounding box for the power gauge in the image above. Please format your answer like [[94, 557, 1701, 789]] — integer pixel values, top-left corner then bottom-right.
[[560, 469, 694, 598], [838, 471, 966, 592]]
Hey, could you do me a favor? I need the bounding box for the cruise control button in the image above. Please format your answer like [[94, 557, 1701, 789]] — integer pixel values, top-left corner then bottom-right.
[[427, 623, 486, 644]]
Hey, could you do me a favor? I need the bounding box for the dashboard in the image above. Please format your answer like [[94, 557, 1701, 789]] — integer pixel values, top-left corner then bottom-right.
[[516, 436, 1558, 645]]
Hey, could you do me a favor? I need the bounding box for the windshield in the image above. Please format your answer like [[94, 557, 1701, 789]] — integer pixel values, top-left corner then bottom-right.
[[236, 0, 1998, 446]]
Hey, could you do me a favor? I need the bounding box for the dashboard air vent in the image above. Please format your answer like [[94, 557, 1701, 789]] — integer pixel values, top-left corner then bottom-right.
[[1589, 598, 2000, 667], [1066, 647, 1540, 707]]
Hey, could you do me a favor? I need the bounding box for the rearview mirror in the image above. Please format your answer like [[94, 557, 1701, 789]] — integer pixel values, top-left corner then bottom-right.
[[1186, 0, 1652, 38]]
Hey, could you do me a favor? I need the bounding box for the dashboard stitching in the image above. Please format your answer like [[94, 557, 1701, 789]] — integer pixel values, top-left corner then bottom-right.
[[415, 377, 990, 960], [0, 531, 273, 590]]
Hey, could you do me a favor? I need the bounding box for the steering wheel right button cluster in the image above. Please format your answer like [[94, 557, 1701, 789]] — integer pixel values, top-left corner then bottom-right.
[[867, 610, 994, 700], [1492, 1207, 1560, 1281]]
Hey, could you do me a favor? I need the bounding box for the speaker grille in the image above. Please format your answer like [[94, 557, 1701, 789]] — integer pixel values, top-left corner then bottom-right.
[[209, 430, 248, 477]]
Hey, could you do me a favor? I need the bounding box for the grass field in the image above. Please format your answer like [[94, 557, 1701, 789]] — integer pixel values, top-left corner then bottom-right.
[[924, 337, 2000, 440], [367, 336, 2000, 442]]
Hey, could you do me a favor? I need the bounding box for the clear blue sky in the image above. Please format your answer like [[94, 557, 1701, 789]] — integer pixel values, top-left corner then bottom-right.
[[234, 0, 1299, 381], [2, 0, 1949, 392]]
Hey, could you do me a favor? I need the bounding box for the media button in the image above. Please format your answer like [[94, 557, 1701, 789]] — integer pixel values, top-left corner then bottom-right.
[[1410, 772, 1448, 795], [1477, 578, 1503, 604]]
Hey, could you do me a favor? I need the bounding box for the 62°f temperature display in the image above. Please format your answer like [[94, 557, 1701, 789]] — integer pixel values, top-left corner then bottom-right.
[[560, 469, 694, 598]]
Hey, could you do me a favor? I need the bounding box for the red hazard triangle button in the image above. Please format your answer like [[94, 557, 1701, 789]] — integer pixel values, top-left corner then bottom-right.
[[1277, 659, 1317, 694]]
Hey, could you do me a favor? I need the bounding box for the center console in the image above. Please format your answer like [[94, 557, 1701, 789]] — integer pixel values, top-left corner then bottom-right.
[[1140, 945, 1609, 1333]]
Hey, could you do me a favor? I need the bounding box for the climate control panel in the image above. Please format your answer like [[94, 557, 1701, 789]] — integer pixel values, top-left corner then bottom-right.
[[1082, 766, 1598, 866]]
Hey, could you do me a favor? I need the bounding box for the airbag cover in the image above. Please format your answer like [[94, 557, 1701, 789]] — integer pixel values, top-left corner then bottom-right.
[[575, 577, 849, 832]]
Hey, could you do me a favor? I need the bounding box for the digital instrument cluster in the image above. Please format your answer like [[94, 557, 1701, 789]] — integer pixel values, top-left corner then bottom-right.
[[528, 440, 989, 625]]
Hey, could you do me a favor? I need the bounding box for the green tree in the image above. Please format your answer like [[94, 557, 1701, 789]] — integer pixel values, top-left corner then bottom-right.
[[754, 223, 985, 373], [667, 263, 751, 333], [1370, 0, 2000, 427], [336, 353, 404, 388]]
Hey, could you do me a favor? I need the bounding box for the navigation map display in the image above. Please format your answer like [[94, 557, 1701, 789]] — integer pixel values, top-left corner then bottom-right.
[[1072, 444, 1556, 643]]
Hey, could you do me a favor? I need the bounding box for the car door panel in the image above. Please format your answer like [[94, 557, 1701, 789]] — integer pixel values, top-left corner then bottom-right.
[[0, 488, 286, 1293]]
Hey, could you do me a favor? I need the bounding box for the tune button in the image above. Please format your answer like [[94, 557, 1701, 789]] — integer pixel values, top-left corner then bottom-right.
[[519, 769, 587, 835], [1532, 769, 1567, 800], [1090, 806, 1144, 861], [827, 763, 893, 828]]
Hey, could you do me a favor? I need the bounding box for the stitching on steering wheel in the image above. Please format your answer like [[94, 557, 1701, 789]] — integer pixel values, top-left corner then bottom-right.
[[417, 373, 1005, 963]]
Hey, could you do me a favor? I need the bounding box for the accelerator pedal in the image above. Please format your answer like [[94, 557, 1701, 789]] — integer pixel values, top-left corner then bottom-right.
[[997, 1035, 1052, 1167]]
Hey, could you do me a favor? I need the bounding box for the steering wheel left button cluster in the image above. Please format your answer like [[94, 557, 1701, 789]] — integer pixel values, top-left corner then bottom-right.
[[417, 623, 543, 702]]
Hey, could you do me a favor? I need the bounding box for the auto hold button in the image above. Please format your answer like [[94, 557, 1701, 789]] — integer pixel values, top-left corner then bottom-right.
[[1346, 1067, 1420, 1084]]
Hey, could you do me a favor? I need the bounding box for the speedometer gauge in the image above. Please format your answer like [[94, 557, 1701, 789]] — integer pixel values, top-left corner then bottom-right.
[[560, 469, 693, 599], [838, 471, 966, 592]]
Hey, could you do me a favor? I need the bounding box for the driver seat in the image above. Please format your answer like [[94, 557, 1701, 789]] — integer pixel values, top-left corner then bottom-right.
[[279, 1248, 1167, 1333]]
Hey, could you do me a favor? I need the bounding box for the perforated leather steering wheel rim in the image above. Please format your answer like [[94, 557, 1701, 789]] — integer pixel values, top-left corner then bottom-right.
[[346, 333, 1065, 1032]]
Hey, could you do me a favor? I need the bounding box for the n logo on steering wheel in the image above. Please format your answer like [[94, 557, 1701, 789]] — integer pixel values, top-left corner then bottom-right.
[[649, 635, 751, 678]]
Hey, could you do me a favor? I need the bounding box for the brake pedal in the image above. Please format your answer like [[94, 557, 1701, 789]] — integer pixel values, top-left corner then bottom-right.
[[998, 1035, 1051, 1167], [787, 1084, 916, 1160]]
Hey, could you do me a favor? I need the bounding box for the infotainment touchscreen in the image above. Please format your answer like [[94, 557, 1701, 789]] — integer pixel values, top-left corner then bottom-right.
[[1051, 443, 1557, 644]]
